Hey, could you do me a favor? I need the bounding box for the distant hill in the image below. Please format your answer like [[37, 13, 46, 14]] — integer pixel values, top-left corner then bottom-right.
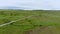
[[0, 6, 25, 10]]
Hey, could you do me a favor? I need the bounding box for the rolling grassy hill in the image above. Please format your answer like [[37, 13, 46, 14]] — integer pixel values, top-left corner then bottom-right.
[[0, 10, 60, 34]]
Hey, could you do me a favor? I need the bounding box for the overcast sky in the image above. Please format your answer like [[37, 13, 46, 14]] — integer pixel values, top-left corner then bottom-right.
[[0, 0, 60, 10]]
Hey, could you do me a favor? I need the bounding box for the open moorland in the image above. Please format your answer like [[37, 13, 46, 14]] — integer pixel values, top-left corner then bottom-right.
[[0, 10, 60, 34]]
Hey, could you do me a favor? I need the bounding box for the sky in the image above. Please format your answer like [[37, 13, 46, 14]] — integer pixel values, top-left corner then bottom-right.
[[0, 0, 60, 10]]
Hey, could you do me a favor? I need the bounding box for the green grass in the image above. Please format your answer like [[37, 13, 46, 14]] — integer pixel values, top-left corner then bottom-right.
[[0, 10, 60, 34]]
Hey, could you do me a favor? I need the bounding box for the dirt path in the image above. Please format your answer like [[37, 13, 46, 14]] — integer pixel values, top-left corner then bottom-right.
[[0, 14, 40, 27], [0, 15, 36, 27]]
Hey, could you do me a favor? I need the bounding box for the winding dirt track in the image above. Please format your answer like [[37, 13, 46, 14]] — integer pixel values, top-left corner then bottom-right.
[[0, 15, 39, 27]]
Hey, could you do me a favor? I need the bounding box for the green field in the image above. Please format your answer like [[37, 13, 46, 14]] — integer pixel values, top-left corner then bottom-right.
[[0, 10, 60, 34]]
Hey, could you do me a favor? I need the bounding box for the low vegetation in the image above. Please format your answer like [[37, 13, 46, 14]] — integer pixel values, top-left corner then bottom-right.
[[0, 10, 60, 34]]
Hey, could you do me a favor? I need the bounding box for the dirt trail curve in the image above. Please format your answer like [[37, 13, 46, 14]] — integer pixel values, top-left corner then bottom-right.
[[0, 15, 40, 27]]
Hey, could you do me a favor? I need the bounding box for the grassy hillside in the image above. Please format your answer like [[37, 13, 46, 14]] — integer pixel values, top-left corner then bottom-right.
[[0, 10, 60, 34]]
